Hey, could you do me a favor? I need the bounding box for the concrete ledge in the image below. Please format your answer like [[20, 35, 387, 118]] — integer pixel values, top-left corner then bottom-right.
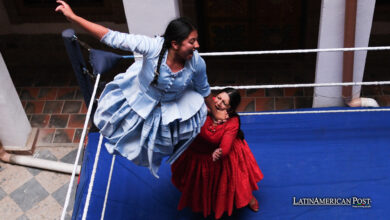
[[2, 128, 39, 155]]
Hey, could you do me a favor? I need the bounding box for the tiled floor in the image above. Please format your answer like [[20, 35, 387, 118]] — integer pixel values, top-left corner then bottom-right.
[[0, 145, 79, 219]]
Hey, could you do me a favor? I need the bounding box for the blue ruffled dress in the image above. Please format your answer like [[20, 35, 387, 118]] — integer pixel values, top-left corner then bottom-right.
[[93, 30, 210, 177]]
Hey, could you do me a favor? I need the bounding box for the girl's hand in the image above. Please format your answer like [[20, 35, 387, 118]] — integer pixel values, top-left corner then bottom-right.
[[55, 0, 76, 21], [213, 109, 229, 124], [212, 148, 222, 161]]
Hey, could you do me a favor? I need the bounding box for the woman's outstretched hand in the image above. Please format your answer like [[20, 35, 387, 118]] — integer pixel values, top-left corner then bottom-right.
[[212, 148, 222, 161], [54, 0, 108, 39], [55, 0, 76, 21]]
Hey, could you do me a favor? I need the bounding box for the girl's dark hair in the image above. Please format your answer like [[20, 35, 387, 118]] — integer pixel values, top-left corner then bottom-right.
[[151, 17, 197, 85], [221, 88, 245, 140]]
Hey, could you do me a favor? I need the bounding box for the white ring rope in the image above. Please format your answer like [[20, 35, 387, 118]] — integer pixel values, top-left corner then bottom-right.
[[238, 108, 390, 116], [199, 46, 390, 56], [60, 74, 101, 220], [82, 133, 104, 220], [101, 155, 116, 220], [64, 44, 390, 219], [210, 80, 390, 90], [130, 46, 390, 59]]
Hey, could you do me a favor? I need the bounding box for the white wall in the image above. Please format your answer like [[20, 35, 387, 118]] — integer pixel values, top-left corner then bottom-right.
[[0, 52, 31, 147], [313, 0, 376, 107], [122, 0, 180, 37]]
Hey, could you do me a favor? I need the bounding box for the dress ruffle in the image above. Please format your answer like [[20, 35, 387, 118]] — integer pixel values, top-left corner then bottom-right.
[[171, 138, 263, 219], [93, 64, 207, 177]]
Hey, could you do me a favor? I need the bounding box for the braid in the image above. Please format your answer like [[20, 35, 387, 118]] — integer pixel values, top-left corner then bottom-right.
[[151, 43, 168, 86], [151, 17, 197, 86]]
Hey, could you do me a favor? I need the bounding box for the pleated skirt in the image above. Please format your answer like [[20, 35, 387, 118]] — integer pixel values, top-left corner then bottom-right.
[[94, 81, 207, 178]]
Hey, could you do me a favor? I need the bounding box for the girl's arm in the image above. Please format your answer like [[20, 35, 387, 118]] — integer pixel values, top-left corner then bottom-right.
[[55, 0, 108, 40], [191, 57, 219, 118], [218, 117, 239, 156], [211, 117, 239, 161]]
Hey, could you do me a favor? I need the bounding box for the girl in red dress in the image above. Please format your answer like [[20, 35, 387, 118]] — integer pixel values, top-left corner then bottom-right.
[[171, 88, 264, 219]]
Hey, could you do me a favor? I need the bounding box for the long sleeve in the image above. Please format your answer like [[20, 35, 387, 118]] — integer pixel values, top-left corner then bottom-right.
[[100, 30, 161, 58], [219, 117, 239, 156], [191, 54, 210, 97]]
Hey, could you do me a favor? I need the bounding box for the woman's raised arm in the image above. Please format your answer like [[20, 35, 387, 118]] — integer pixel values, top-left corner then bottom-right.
[[55, 0, 108, 40]]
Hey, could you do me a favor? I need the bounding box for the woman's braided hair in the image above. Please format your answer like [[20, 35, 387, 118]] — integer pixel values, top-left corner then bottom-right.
[[151, 17, 197, 86]]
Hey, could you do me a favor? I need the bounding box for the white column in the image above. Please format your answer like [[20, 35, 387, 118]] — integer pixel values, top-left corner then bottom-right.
[[352, 0, 376, 98], [122, 0, 180, 61], [122, 0, 180, 37], [0, 52, 31, 147], [313, 0, 376, 107]]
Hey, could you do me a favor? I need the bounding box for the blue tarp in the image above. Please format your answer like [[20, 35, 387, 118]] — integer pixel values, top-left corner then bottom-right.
[[72, 107, 390, 219]]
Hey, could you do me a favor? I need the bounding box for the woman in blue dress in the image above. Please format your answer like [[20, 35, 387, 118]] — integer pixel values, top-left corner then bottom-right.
[[55, 1, 221, 177]]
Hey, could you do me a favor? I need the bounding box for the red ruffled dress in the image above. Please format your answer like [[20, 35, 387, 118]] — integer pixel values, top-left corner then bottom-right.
[[171, 116, 263, 219]]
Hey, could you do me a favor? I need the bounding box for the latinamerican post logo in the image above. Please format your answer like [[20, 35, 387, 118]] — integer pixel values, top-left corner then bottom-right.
[[292, 197, 371, 208]]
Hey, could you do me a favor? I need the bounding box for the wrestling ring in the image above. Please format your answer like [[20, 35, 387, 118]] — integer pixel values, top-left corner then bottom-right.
[[60, 29, 390, 220]]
